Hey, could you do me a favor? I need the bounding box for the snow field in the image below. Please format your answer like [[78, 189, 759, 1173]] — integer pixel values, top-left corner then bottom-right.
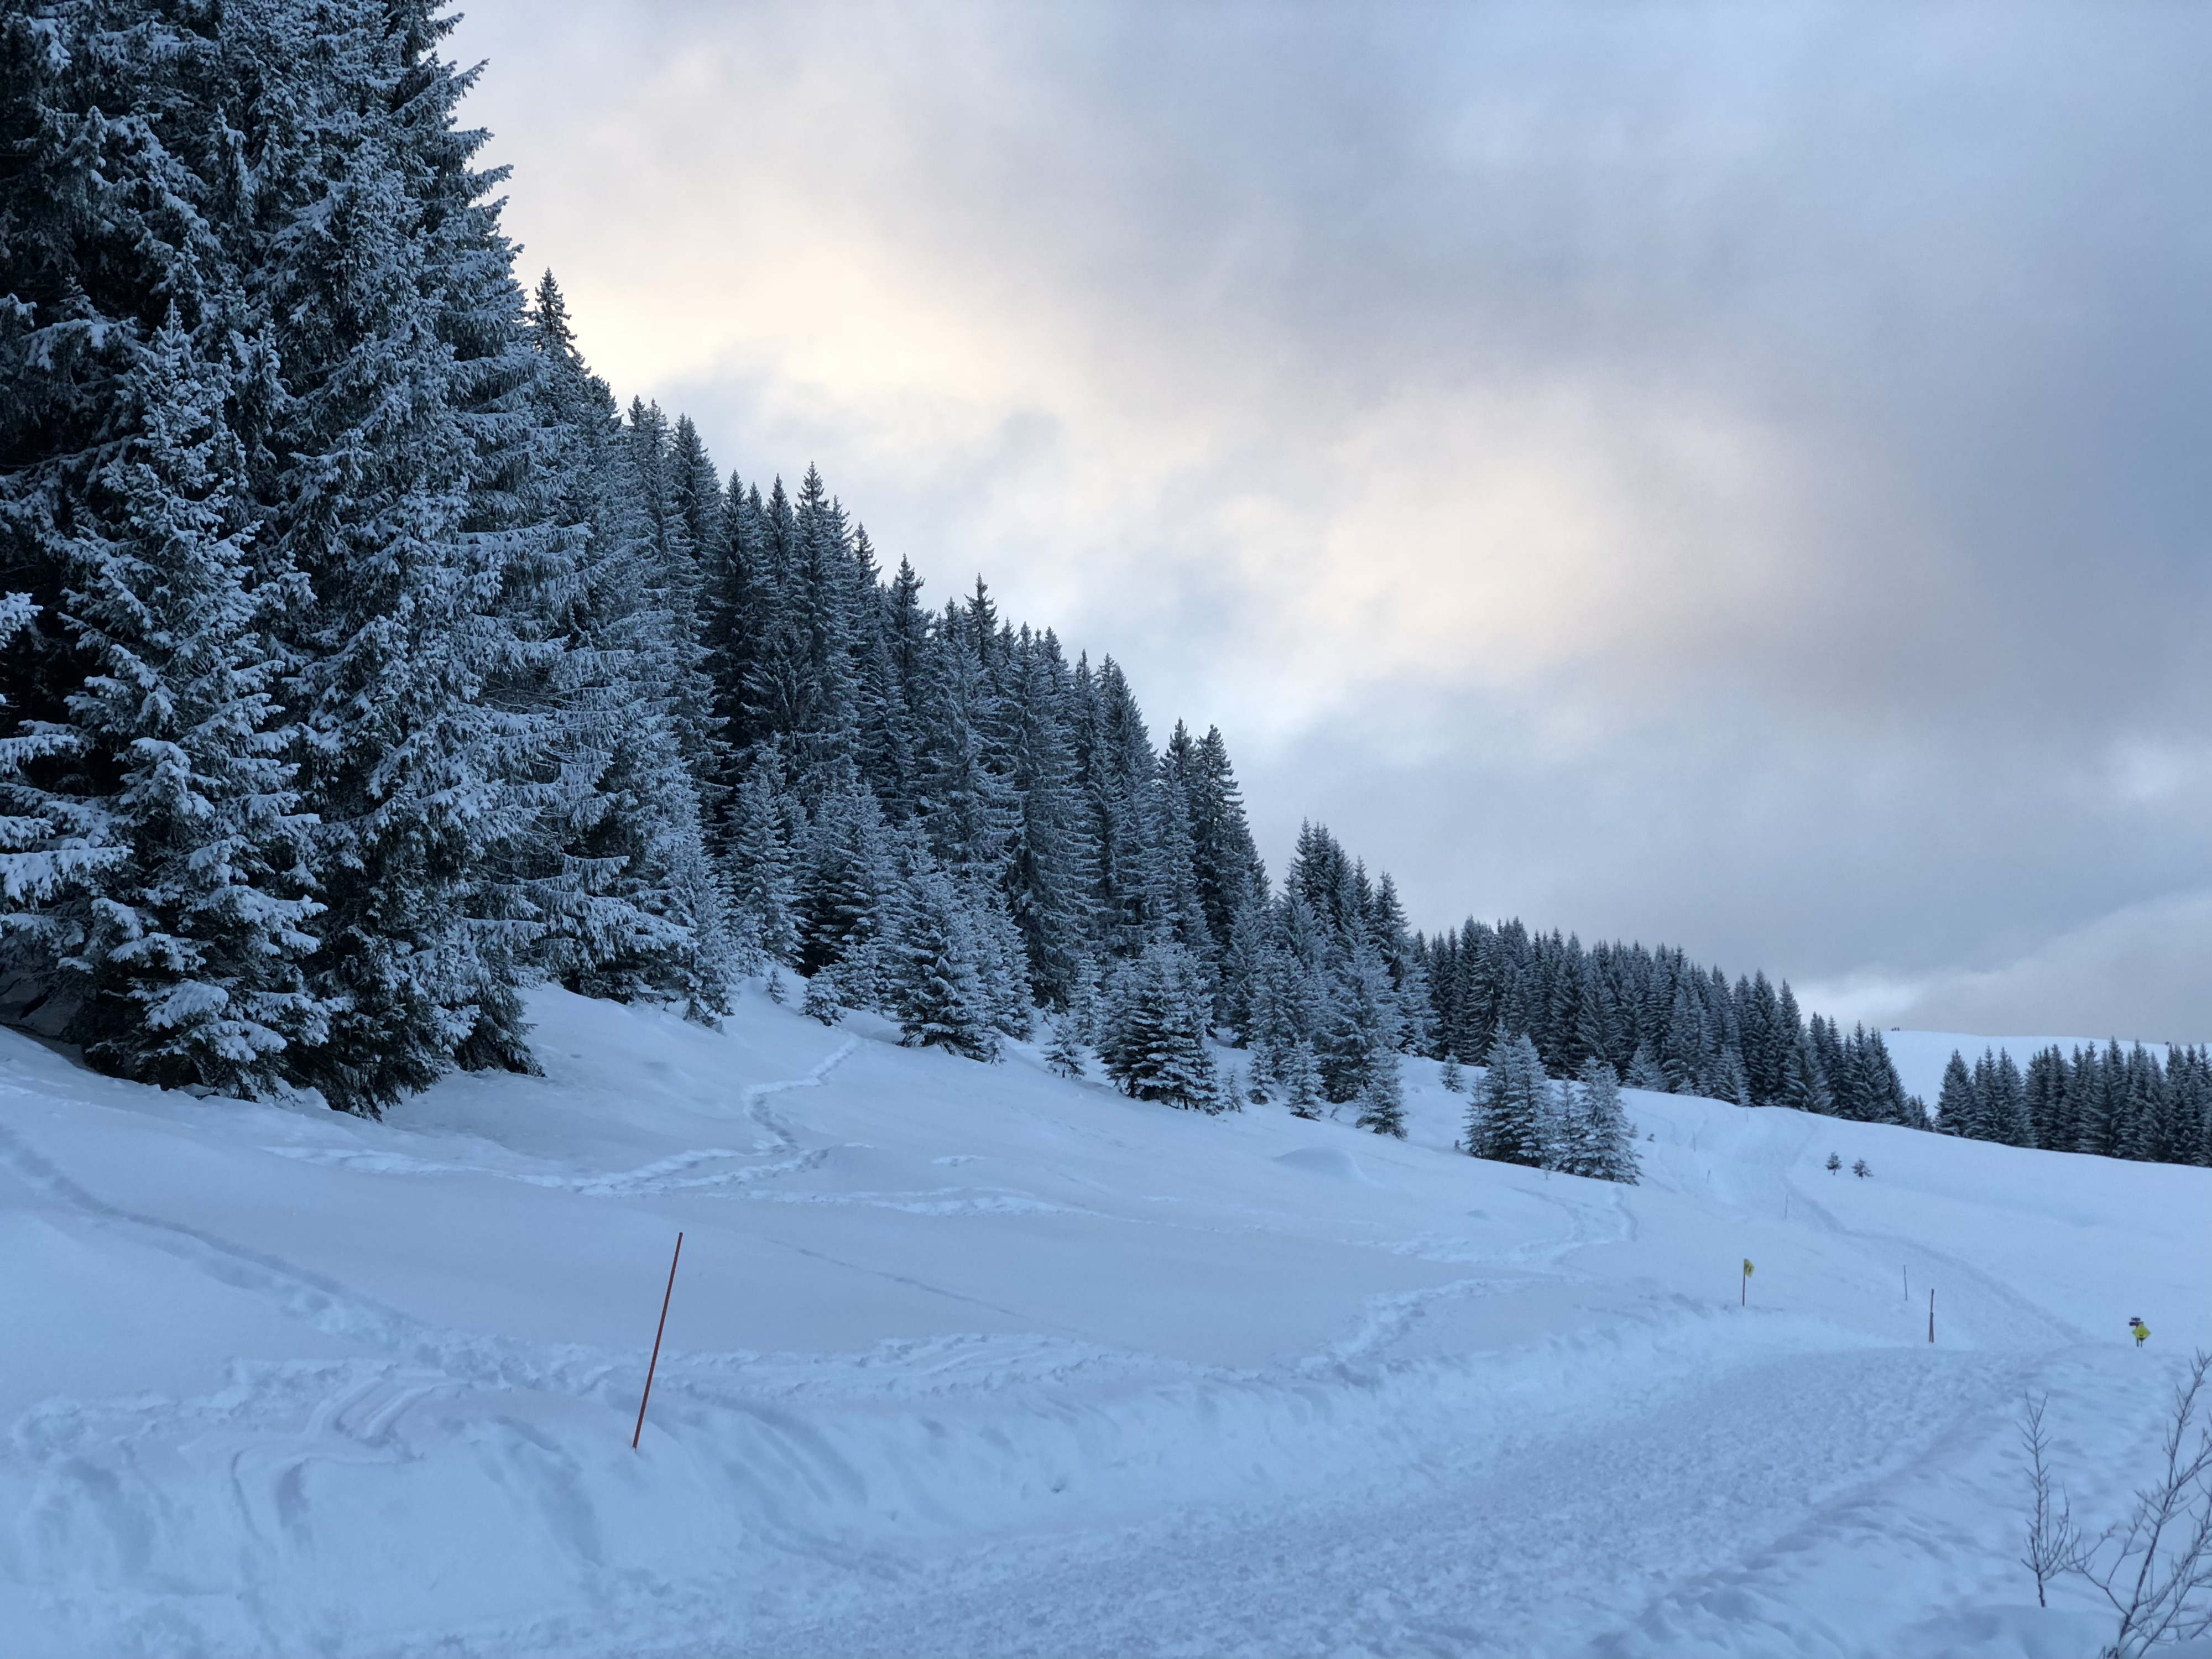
[[3, 985, 2208, 1657]]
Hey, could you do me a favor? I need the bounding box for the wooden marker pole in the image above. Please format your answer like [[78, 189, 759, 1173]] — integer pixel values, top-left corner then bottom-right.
[[632, 1231, 684, 1449], [1741, 1258, 1754, 1307], [1928, 1286, 1936, 1344]]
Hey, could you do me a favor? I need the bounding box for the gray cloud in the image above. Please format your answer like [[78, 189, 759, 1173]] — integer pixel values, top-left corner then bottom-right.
[[450, 0, 2210, 1040]]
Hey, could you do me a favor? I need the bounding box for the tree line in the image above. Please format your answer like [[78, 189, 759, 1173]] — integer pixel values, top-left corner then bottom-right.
[[1937, 1042, 2211, 1165], [2, 2, 2197, 1182]]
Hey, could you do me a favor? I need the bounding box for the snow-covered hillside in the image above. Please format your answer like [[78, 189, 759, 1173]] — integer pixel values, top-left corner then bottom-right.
[[5, 987, 2208, 1658]]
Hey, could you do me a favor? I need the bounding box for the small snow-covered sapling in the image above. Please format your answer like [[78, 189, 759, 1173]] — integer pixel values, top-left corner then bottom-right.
[[1853, 1158, 1870, 1178], [1825, 1152, 1842, 1173]]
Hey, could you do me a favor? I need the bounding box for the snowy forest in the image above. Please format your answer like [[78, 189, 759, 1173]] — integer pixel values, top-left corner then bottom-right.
[[3, 2, 2206, 1177], [1934, 1041, 2211, 1164]]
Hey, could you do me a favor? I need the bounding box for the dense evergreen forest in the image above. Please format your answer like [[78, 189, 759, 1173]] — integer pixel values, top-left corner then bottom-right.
[[3, 2, 2204, 1173]]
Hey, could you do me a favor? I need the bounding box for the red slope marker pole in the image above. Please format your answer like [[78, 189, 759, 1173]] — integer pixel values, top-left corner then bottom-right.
[[632, 1232, 684, 1449]]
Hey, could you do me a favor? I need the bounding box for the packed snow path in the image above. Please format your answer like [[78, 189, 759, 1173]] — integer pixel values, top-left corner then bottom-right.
[[2, 989, 2205, 1657]]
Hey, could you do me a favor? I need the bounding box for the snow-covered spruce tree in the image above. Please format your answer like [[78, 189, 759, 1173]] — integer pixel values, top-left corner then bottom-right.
[[0, 4, 173, 1025], [800, 970, 841, 1026], [1071, 655, 1161, 963], [1937, 1050, 1980, 1138], [878, 834, 1001, 1061], [1715, 1046, 1755, 1108], [794, 761, 893, 989], [620, 399, 722, 801], [1355, 1048, 1406, 1138], [1626, 1044, 1670, 1093], [1782, 1029, 1834, 1115], [516, 274, 732, 1019], [1044, 1014, 1086, 1078], [45, 321, 332, 1092], [1247, 889, 1332, 1099], [228, 0, 590, 1109], [1366, 872, 1435, 1056], [1979, 1048, 2033, 1147], [0, 9, 338, 1094], [1469, 1031, 1550, 1167], [1216, 1060, 1247, 1114], [720, 744, 802, 969], [1335, 927, 1407, 1133], [1321, 924, 1403, 1106], [1098, 940, 1220, 1111], [1276, 1036, 1325, 1119], [1171, 722, 1267, 988], [1563, 1058, 1639, 1184], [1001, 627, 1091, 1008]]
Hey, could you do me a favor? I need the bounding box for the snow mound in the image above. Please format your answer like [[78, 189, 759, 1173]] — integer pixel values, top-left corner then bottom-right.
[[1271, 1145, 1380, 1182]]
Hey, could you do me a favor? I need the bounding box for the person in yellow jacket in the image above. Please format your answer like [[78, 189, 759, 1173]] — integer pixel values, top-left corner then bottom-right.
[[2130, 1316, 2150, 1347]]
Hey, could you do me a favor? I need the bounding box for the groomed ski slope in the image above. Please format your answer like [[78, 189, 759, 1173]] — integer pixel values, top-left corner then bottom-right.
[[3, 986, 2207, 1659]]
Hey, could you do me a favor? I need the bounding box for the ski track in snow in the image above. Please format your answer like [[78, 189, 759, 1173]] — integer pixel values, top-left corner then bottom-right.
[[743, 1347, 2033, 1659], [3, 995, 2204, 1658]]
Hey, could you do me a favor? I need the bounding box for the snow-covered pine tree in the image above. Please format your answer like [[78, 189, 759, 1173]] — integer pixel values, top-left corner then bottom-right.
[[1969, 1051, 2002, 1139], [514, 273, 733, 1020], [1001, 628, 1090, 1006], [801, 971, 841, 1026], [233, 0, 588, 1108], [964, 872, 1035, 1042], [1072, 655, 1158, 963], [1356, 1044, 1406, 1138], [1470, 1030, 1550, 1167], [1325, 923, 1405, 1108], [1175, 723, 1267, 969], [0, 8, 343, 1095], [1044, 1014, 1087, 1078], [1366, 873, 1435, 1056], [1216, 1060, 1247, 1114], [795, 763, 894, 996], [719, 745, 802, 969], [1715, 1045, 1755, 1108], [1661, 983, 1709, 1095], [878, 833, 1000, 1061], [1277, 1037, 1325, 1119], [48, 319, 332, 1093], [1984, 1048, 2032, 1146], [1937, 1050, 1979, 1136], [2025, 1045, 2074, 1151], [1627, 1044, 1670, 1093], [1147, 743, 1217, 971], [622, 400, 720, 796], [1097, 939, 1219, 1111], [1439, 1053, 1466, 1093], [1854, 1028, 1923, 1128], [1782, 1029, 1834, 1116], [1248, 890, 1331, 1106], [1567, 1057, 1640, 1183]]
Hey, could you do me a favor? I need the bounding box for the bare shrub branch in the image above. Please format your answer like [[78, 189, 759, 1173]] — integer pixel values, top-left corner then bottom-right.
[[2021, 1390, 2086, 1608], [2059, 1350, 2212, 1659]]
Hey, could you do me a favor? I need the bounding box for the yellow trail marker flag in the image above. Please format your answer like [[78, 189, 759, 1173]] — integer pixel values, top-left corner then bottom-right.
[[1741, 1258, 1754, 1306]]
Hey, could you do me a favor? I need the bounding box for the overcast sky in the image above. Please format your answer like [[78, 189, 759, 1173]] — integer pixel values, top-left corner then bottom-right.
[[446, 1, 2210, 1043]]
